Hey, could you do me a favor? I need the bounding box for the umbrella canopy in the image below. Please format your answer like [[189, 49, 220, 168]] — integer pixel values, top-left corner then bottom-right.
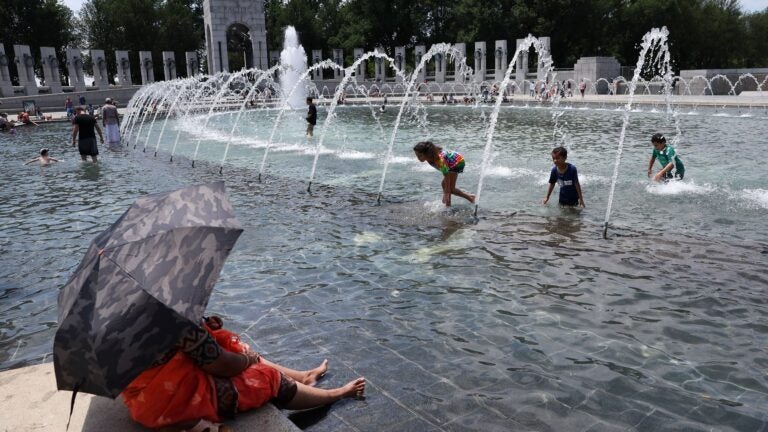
[[54, 181, 243, 398]]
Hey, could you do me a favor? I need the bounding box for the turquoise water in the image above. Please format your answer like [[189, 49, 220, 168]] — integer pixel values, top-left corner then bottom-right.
[[1, 104, 767, 431]]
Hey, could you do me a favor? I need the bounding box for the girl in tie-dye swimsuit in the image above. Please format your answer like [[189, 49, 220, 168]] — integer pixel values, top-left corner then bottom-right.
[[413, 141, 476, 207]]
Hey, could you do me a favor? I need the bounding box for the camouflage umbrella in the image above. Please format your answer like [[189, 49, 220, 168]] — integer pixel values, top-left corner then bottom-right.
[[53, 181, 243, 398]]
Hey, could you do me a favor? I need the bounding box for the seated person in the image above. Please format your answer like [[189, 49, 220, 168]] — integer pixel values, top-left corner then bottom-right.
[[122, 315, 365, 432]]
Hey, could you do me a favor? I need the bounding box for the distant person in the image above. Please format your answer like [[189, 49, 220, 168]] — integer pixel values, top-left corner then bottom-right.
[[413, 141, 475, 207], [65, 96, 74, 119], [305, 97, 317, 137], [71, 106, 104, 162], [102, 97, 121, 144], [579, 79, 586, 98], [18, 111, 38, 126], [0, 113, 11, 132], [543, 146, 585, 208], [78, 94, 86, 106], [24, 148, 59, 166], [647, 133, 684, 182]]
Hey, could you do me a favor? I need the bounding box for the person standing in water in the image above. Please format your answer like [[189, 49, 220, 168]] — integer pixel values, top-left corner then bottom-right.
[[413, 141, 475, 207], [647, 133, 684, 182], [543, 146, 585, 208], [305, 97, 317, 137], [72, 106, 104, 162], [102, 97, 121, 144]]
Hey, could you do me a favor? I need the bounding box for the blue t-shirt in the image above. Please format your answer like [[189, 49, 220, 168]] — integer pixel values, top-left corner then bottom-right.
[[549, 163, 580, 205]]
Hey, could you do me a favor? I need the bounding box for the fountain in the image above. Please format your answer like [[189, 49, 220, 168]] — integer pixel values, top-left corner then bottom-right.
[[280, 26, 307, 109], [5, 26, 768, 431]]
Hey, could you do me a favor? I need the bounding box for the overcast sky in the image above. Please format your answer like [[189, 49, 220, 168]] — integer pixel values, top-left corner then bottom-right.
[[61, 0, 768, 15]]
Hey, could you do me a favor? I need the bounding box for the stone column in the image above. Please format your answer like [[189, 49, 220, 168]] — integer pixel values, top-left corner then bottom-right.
[[163, 52, 176, 81], [373, 47, 386, 82], [353, 48, 365, 81], [115, 51, 132, 86], [268, 50, 280, 69], [394, 46, 406, 82], [139, 51, 154, 84], [515, 38, 529, 82], [186, 52, 200, 76], [473, 42, 486, 83], [332, 49, 343, 80], [494, 40, 508, 82], [433, 45, 446, 84], [537, 37, 551, 81], [66, 48, 86, 91], [452, 42, 466, 82], [414, 45, 426, 82], [311, 49, 322, 80], [0, 45, 14, 97], [90, 49, 109, 88], [40, 47, 62, 93], [573, 56, 620, 94], [14, 45, 38, 95]]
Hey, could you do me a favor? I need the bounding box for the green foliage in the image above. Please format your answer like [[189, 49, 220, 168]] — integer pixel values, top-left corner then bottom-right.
[[2, 0, 766, 86], [77, 0, 203, 83], [0, 0, 76, 85]]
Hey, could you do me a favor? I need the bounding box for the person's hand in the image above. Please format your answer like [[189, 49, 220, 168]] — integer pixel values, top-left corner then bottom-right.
[[542, 197, 549, 205], [579, 200, 586, 208], [647, 168, 652, 178], [205, 315, 223, 330], [652, 172, 664, 182]]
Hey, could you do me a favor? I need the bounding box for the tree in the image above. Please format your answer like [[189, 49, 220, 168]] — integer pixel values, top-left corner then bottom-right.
[[0, 0, 76, 85]]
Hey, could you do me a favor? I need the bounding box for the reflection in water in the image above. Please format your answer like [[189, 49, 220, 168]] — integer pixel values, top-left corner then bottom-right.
[[77, 162, 101, 181]]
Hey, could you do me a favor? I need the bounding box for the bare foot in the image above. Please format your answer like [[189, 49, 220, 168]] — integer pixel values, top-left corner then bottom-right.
[[303, 359, 328, 386], [340, 377, 366, 399]]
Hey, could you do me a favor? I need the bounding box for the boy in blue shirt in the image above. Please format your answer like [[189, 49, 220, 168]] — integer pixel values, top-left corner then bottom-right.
[[543, 146, 585, 208], [647, 133, 684, 182]]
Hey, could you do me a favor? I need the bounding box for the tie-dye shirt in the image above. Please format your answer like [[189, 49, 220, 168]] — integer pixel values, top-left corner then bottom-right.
[[429, 150, 465, 175]]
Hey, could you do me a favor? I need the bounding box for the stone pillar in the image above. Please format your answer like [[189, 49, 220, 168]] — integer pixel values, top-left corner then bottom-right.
[[115, 50, 132, 86], [353, 48, 365, 81], [0, 45, 14, 97], [186, 52, 200, 76], [537, 37, 551, 81], [66, 48, 86, 91], [414, 45, 426, 82], [433, 45, 446, 84], [91, 49, 109, 88], [473, 42, 486, 83], [374, 47, 386, 82], [14, 45, 38, 95], [515, 39, 529, 82], [139, 51, 154, 84], [573, 56, 620, 94], [311, 49, 322, 80], [268, 50, 280, 68], [163, 51, 176, 81], [452, 42, 466, 82], [40, 47, 62, 93], [494, 40, 508, 82], [393, 46, 406, 75], [332, 49, 343, 80]]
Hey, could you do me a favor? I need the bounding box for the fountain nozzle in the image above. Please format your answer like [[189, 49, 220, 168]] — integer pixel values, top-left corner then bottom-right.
[[307, 182, 312, 193], [603, 222, 609, 239]]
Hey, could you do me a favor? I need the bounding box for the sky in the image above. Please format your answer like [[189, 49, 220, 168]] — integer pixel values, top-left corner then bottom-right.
[[61, 0, 768, 14]]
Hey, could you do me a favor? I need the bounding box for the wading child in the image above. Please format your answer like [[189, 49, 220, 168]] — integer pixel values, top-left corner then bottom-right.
[[543, 146, 585, 208], [647, 133, 684, 182], [24, 148, 59, 166], [413, 141, 475, 207]]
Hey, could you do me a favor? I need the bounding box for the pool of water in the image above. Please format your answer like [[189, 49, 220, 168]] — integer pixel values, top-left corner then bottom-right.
[[1, 104, 767, 431]]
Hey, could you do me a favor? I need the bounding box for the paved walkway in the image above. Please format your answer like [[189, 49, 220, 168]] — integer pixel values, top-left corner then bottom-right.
[[0, 362, 300, 431]]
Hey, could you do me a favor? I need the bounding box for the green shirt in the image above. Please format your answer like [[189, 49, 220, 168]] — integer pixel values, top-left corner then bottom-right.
[[653, 145, 685, 176]]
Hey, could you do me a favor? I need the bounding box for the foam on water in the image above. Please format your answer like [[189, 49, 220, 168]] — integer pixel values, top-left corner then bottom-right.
[[645, 179, 715, 195], [739, 188, 768, 209]]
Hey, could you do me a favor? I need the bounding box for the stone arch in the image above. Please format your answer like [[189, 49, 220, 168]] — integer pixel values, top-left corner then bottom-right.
[[203, 0, 267, 74]]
